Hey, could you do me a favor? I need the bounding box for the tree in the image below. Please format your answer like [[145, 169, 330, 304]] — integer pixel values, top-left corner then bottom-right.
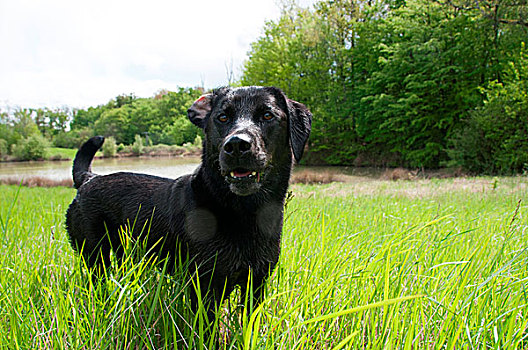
[[440, 0, 528, 28], [242, 2, 361, 164], [241, 0, 527, 170], [356, 1, 494, 167], [34, 108, 72, 138], [12, 108, 40, 139], [69, 88, 203, 146], [449, 42, 528, 173], [150, 88, 202, 145], [94, 107, 131, 144]]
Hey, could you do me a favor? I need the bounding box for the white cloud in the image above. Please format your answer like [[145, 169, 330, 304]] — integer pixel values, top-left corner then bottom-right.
[[0, 0, 291, 109]]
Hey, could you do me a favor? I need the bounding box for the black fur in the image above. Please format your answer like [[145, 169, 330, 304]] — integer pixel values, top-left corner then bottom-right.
[[65, 86, 312, 319]]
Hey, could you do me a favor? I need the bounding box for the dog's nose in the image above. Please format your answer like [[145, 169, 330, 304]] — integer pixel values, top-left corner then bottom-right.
[[223, 135, 252, 155]]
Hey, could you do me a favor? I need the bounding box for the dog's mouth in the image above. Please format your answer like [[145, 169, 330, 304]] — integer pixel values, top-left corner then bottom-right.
[[222, 167, 265, 196], [227, 168, 261, 183]]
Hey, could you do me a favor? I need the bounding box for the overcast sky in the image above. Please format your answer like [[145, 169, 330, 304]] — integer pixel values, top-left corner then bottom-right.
[[0, 0, 311, 109]]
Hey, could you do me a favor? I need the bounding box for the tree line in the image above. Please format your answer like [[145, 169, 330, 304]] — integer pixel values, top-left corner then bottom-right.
[[241, 0, 528, 173], [0, 88, 203, 160], [1, 0, 527, 174]]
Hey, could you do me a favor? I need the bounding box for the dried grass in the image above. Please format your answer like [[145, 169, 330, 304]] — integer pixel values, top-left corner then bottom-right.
[[291, 170, 347, 184], [0, 176, 73, 188], [382, 167, 418, 181], [294, 176, 528, 199]]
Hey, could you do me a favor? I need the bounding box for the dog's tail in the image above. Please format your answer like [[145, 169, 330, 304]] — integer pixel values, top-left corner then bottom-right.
[[72, 136, 105, 189]]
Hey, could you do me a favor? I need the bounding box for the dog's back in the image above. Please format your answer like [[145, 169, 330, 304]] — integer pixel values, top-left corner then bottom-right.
[[67, 136, 181, 269]]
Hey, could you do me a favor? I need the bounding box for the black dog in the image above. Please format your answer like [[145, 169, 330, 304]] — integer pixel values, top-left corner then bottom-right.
[[66, 86, 312, 318]]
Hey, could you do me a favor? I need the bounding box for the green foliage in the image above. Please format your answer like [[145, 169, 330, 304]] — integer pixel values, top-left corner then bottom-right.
[[12, 108, 40, 140], [357, 1, 488, 167], [2, 1, 527, 173], [102, 136, 117, 158], [51, 129, 87, 149], [1, 107, 77, 155], [94, 107, 131, 144], [448, 43, 528, 174], [71, 106, 105, 130], [11, 134, 50, 161], [1, 88, 203, 156], [242, 0, 528, 171], [193, 134, 202, 148], [159, 116, 199, 146], [34, 107, 71, 138], [131, 134, 144, 155], [0, 139, 7, 159], [242, 4, 354, 164], [72, 88, 202, 146]]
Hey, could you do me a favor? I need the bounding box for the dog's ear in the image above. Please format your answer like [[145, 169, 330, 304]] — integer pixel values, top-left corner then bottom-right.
[[188, 94, 213, 128], [287, 99, 312, 162]]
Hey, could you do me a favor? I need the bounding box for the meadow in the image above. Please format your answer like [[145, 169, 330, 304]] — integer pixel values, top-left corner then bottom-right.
[[0, 175, 527, 349]]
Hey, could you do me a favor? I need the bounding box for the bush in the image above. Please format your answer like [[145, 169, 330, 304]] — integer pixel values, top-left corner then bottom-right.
[[0, 139, 7, 159], [131, 134, 144, 155], [11, 134, 50, 161], [102, 136, 117, 158], [192, 135, 202, 148]]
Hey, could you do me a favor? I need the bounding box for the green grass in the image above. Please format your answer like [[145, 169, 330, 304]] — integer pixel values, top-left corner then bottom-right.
[[48, 147, 103, 160], [0, 176, 527, 349], [48, 147, 78, 160]]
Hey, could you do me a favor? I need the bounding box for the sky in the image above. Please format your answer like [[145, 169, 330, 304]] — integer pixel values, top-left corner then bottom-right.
[[0, 0, 311, 110]]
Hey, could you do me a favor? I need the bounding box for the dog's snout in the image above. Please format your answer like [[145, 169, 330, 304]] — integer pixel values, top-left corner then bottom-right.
[[223, 135, 252, 156]]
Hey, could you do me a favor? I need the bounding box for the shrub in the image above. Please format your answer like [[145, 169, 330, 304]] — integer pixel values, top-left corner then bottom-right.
[[11, 134, 50, 161], [0, 139, 7, 159], [193, 135, 202, 148], [131, 134, 144, 155], [102, 136, 117, 158]]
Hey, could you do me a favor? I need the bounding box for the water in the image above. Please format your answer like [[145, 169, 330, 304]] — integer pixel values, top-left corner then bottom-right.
[[0, 156, 202, 181], [0, 156, 377, 185]]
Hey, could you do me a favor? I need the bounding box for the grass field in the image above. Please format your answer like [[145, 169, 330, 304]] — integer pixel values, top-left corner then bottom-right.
[[48, 147, 78, 160], [0, 176, 527, 349]]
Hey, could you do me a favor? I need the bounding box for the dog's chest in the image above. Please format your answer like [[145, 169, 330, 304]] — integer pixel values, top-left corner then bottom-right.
[[184, 202, 283, 242], [183, 202, 283, 271]]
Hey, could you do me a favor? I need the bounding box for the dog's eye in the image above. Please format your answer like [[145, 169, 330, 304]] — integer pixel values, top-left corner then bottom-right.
[[262, 112, 274, 121], [218, 114, 229, 123]]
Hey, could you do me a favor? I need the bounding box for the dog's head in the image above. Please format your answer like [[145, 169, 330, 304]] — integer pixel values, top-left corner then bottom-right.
[[188, 86, 312, 196]]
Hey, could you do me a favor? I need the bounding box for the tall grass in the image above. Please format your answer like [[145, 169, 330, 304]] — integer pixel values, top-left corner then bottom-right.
[[0, 176, 526, 349]]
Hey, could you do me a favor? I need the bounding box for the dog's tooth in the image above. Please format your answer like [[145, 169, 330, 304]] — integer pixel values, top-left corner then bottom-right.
[[230, 172, 235, 178], [251, 172, 256, 177]]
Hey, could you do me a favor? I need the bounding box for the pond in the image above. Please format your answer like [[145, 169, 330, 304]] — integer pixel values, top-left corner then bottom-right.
[[0, 157, 381, 185], [0, 156, 202, 181]]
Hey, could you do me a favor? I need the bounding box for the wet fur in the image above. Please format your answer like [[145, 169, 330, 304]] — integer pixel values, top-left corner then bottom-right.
[[65, 86, 312, 318]]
